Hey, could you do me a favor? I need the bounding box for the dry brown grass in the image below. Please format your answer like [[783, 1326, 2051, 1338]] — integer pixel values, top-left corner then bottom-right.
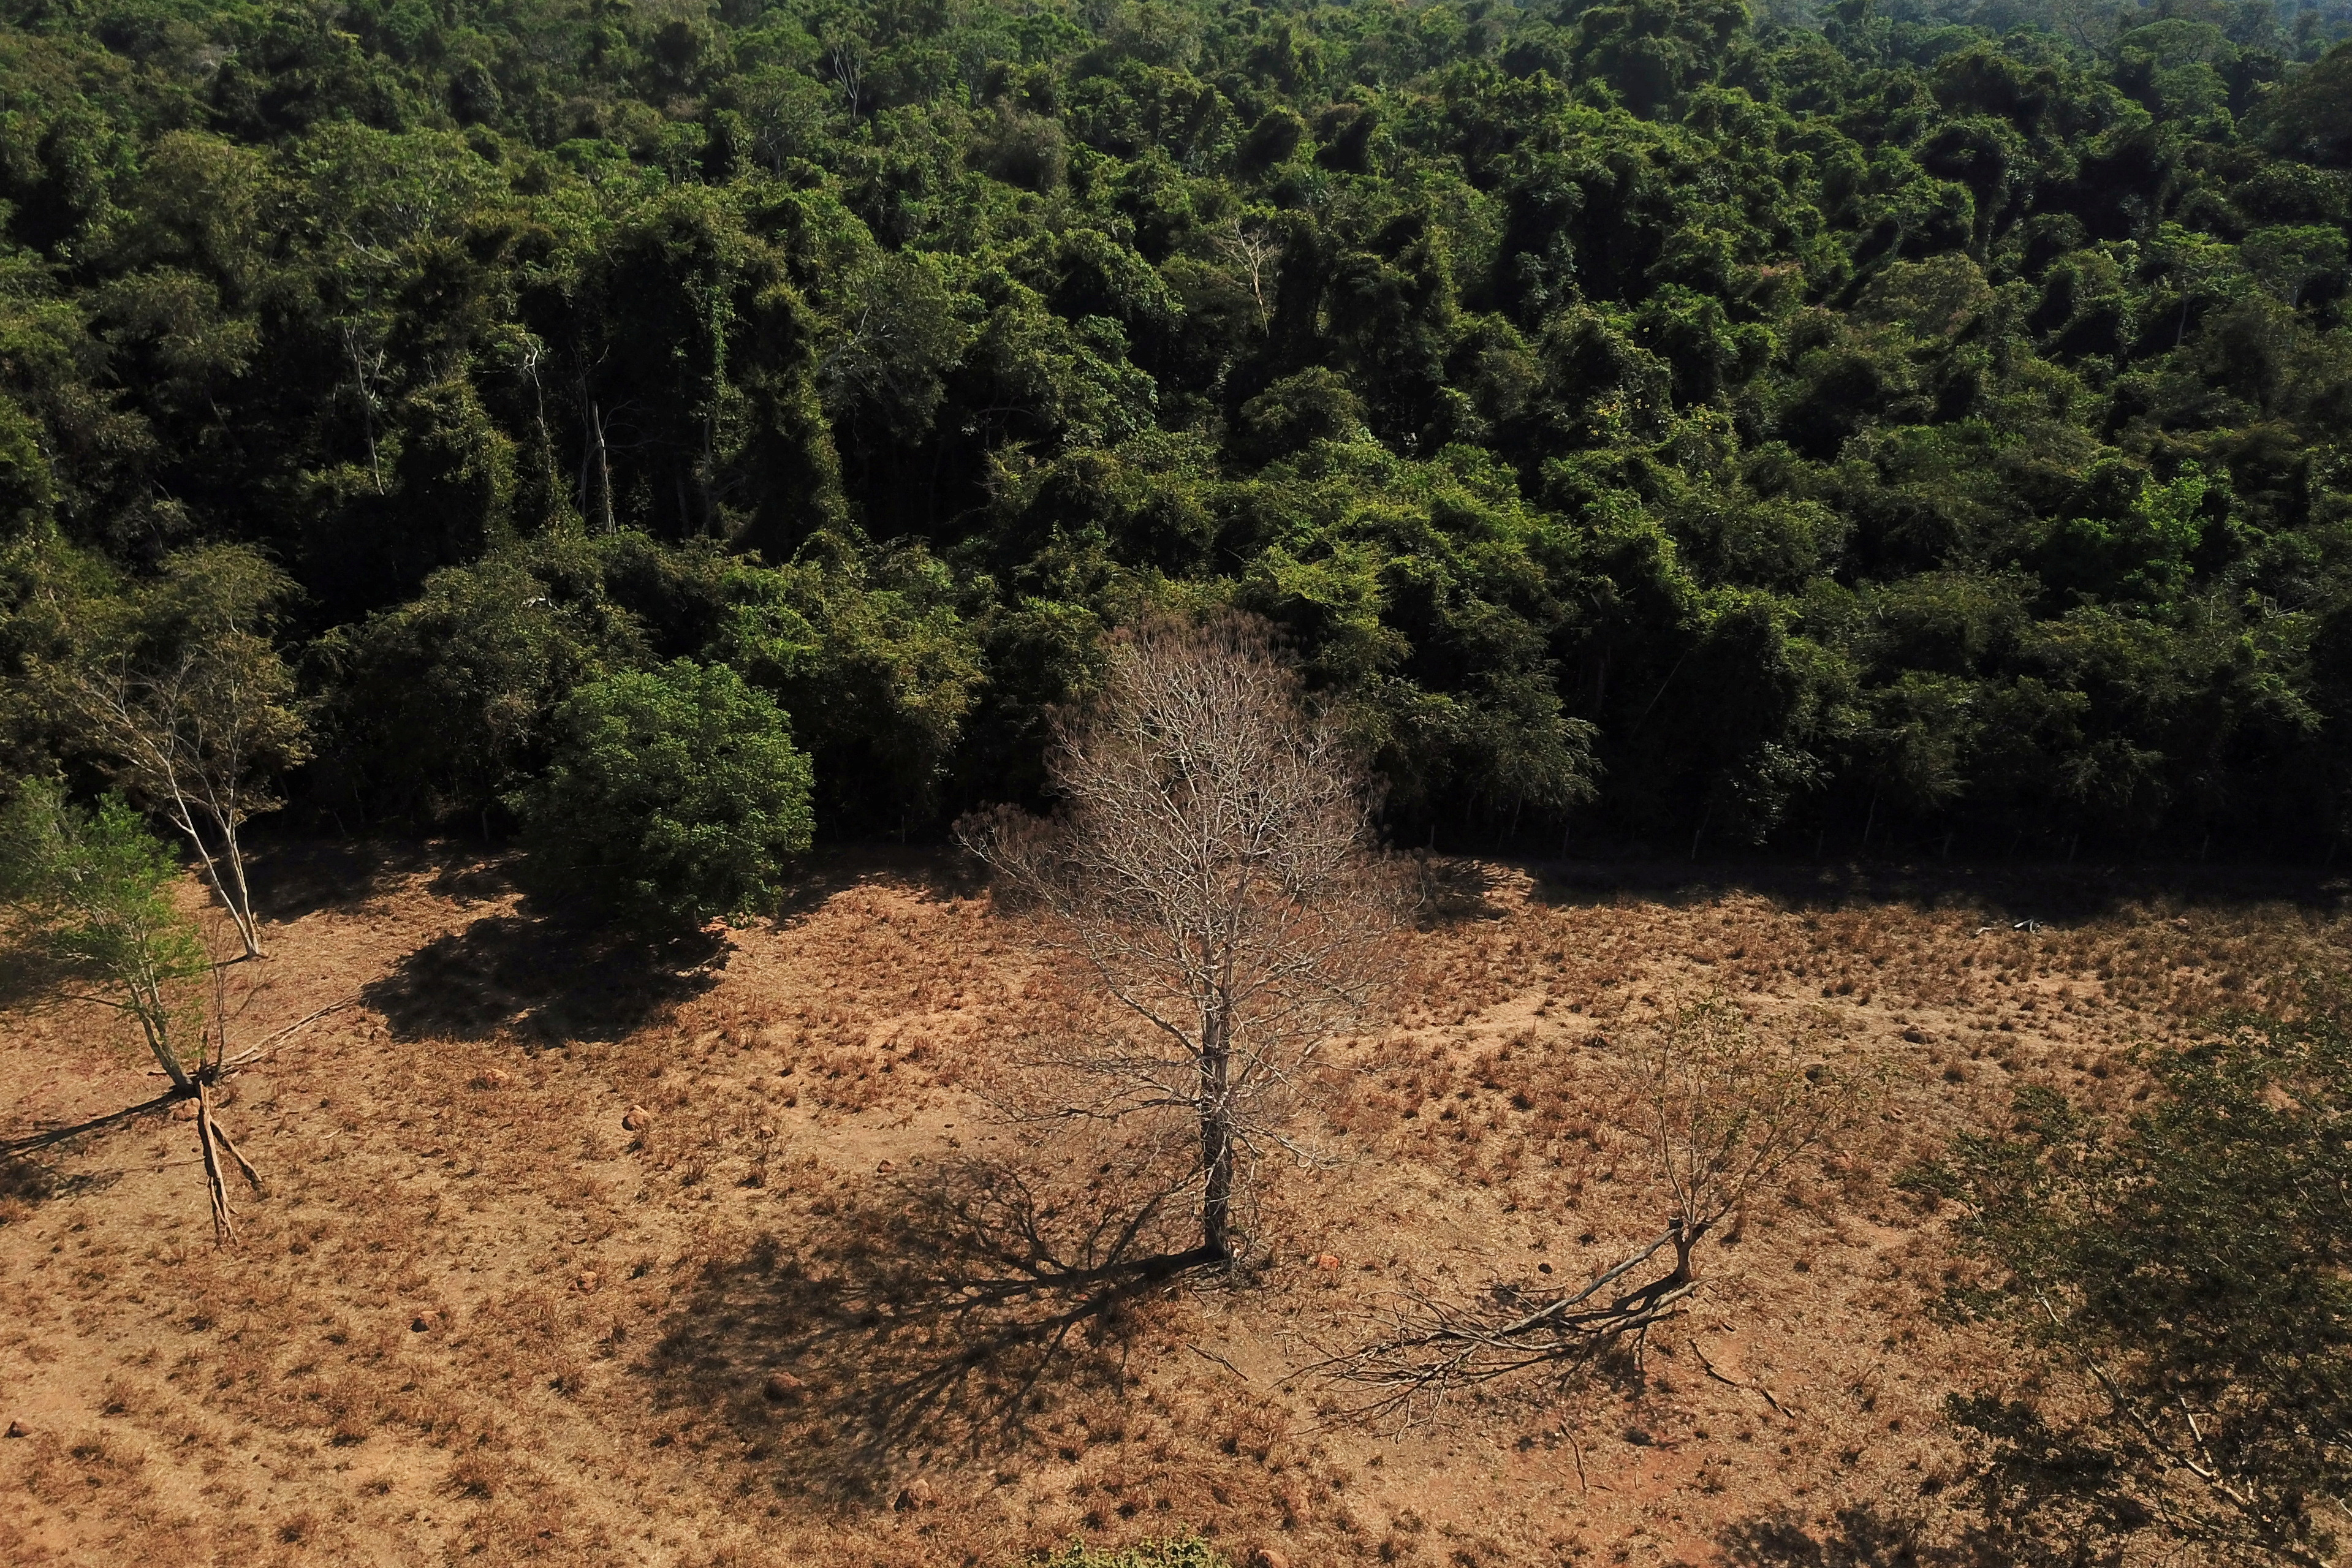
[[4, 844, 2347, 1567]]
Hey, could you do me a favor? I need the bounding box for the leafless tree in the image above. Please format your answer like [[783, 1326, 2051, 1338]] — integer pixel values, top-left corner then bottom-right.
[[825, 34, 870, 116], [341, 320, 390, 494], [1320, 998, 1871, 1425], [1218, 216, 1285, 332], [959, 611, 1402, 1269]]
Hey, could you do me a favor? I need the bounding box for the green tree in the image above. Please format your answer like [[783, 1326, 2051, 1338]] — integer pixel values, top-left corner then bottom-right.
[[1, 780, 205, 1093], [520, 659, 814, 929], [711, 540, 983, 834], [308, 542, 646, 827], [2263, 40, 2352, 165], [2241, 224, 2350, 308], [1932, 987, 2352, 1568], [0, 395, 53, 538], [0, 780, 262, 1240]]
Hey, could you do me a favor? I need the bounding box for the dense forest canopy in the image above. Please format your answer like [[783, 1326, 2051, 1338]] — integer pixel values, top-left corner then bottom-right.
[[5, 0, 2352, 858]]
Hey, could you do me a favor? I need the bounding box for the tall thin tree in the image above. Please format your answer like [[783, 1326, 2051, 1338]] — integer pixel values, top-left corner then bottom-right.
[[55, 545, 309, 960]]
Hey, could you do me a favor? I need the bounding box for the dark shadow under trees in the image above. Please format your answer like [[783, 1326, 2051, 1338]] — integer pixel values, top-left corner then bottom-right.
[[362, 907, 724, 1042], [1722, 1504, 1977, 1568], [1530, 854, 2352, 925], [638, 1142, 1220, 1501], [233, 833, 441, 922]]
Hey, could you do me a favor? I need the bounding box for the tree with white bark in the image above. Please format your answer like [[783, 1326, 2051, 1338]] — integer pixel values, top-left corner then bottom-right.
[[50, 545, 309, 960]]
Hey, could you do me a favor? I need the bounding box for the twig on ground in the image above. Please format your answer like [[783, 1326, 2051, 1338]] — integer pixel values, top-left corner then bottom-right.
[[1187, 1342, 1250, 1381], [1690, 1335, 1791, 1417]]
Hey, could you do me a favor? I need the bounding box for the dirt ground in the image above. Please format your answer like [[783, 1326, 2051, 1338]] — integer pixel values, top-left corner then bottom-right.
[[4, 840, 2345, 1568]]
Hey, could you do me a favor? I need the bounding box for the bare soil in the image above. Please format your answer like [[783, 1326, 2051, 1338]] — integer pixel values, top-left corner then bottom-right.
[[4, 841, 2344, 1568]]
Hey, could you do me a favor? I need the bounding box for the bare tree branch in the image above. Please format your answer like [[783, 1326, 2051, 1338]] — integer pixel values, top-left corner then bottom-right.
[[52, 549, 310, 960], [1314, 998, 1873, 1426]]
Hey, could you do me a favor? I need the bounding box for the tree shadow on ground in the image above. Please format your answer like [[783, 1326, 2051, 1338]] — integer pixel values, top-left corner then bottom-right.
[[0, 1152, 59, 1211], [1721, 1502, 2037, 1568], [1530, 854, 2352, 923], [362, 908, 725, 1042], [638, 1148, 1208, 1501], [0, 1147, 129, 1210], [245, 836, 988, 930], [0, 937, 67, 1013], [1410, 852, 1510, 926], [770, 841, 990, 925], [238, 833, 460, 922]]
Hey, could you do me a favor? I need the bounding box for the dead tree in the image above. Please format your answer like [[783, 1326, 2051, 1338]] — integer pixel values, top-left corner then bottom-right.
[[1321, 998, 1867, 1424], [1218, 216, 1285, 331], [959, 612, 1400, 1269]]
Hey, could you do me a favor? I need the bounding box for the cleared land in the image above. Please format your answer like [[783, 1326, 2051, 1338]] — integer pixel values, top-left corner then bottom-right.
[[3, 843, 2341, 1567]]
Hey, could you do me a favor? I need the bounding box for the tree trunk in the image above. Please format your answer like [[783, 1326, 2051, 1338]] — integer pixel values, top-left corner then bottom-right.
[[197, 1081, 236, 1243], [345, 325, 384, 495], [215, 809, 264, 960], [1199, 1018, 1235, 1262], [585, 393, 617, 536], [160, 790, 262, 960], [1201, 1112, 1235, 1262], [1666, 1214, 1709, 1287], [132, 972, 194, 1093]]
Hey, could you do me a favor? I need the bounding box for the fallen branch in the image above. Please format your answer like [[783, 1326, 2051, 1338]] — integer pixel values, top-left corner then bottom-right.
[[236, 995, 360, 1061], [1307, 1221, 1710, 1428], [186, 958, 268, 1243], [1690, 1335, 1790, 1417], [1187, 1342, 1250, 1381], [196, 1080, 236, 1243], [210, 1118, 264, 1195]]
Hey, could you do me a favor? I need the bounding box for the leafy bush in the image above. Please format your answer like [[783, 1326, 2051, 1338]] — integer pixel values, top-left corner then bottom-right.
[[520, 660, 813, 930], [309, 539, 648, 827]]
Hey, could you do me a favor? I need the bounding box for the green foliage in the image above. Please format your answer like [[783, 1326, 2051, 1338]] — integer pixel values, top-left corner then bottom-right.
[[2034, 463, 2215, 605], [711, 536, 984, 831], [520, 659, 813, 930], [1931, 989, 2352, 1566], [0, 395, 52, 537], [2263, 39, 2352, 166], [309, 537, 649, 825], [1, 0, 2351, 858], [67, 546, 311, 776], [315, 529, 980, 834], [0, 779, 206, 1085], [38, 540, 312, 955]]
